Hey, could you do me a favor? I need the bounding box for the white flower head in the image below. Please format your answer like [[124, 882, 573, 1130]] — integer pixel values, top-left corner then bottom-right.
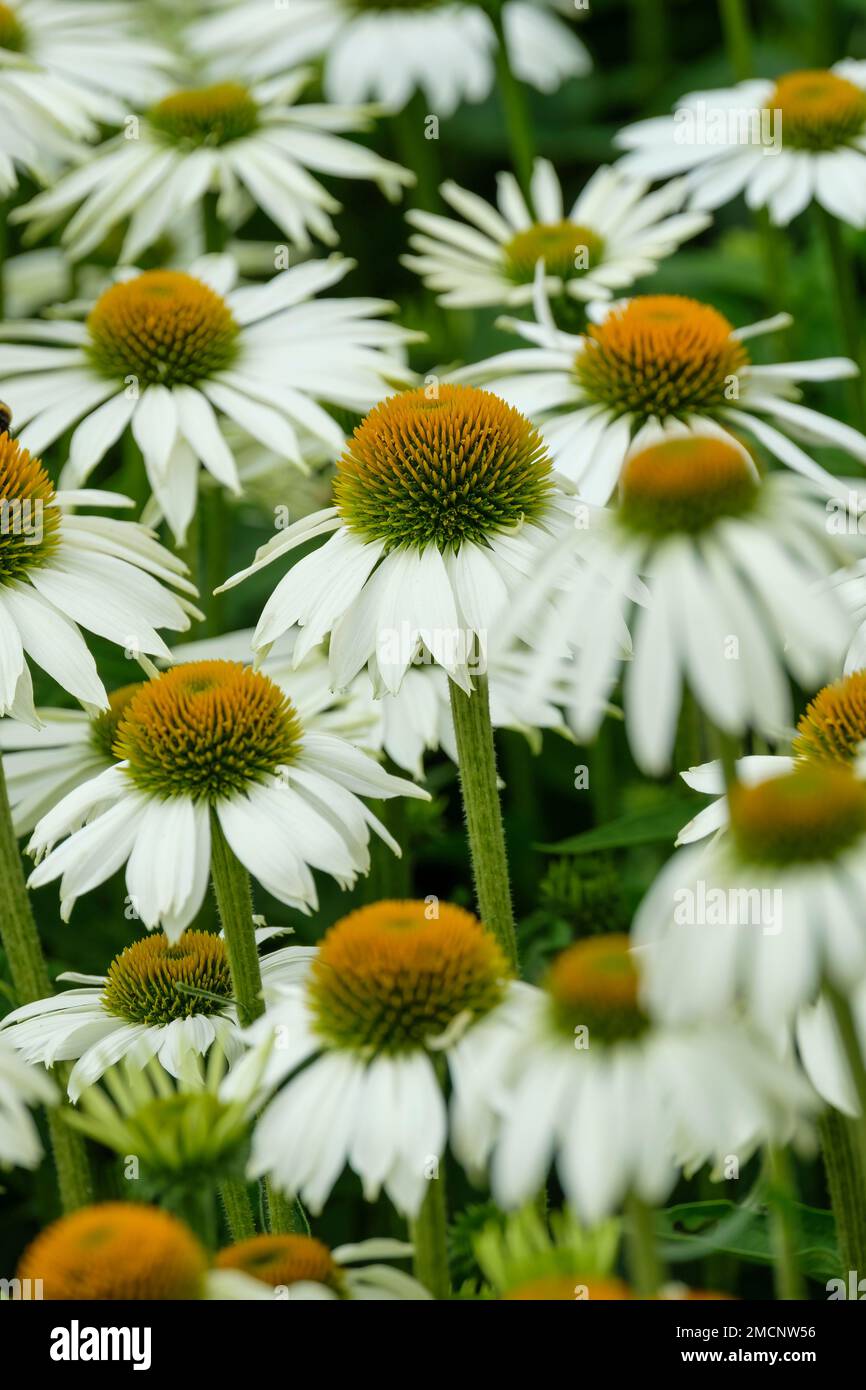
[[219, 382, 576, 694], [226, 899, 535, 1218], [0, 0, 176, 193], [0, 620, 381, 838], [404, 160, 710, 316], [186, 0, 591, 118], [463, 277, 866, 504], [0, 1036, 56, 1169], [0, 253, 416, 543], [635, 762, 866, 1027], [12, 68, 412, 261], [616, 61, 866, 228], [490, 934, 815, 1223], [516, 422, 863, 774], [0, 925, 315, 1101], [26, 658, 428, 936], [0, 430, 195, 727], [675, 668, 866, 846]]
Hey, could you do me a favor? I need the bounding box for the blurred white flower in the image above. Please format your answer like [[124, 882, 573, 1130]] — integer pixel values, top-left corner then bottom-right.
[[12, 71, 412, 260], [635, 762, 866, 1026], [404, 161, 709, 312], [0, 1036, 56, 1169], [517, 424, 861, 774], [0, 0, 175, 192], [187, 0, 591, 118], [616, 62, 866, 227], [490, 935, 815, 1222], [675, 669, 866, 845], [797, 982, 866, 1117], [225, 899, 535, 1217]]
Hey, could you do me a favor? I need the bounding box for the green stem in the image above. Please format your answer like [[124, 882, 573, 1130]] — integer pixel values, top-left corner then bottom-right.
[[265, 1181, 309, 1236], [220, 1177, 258, 1241], [826, 983, 866, 1173], [718, 0, 754, 82], [814, 206, 866, 432], [765, 1145, 805, 1300], [626, 1195, 662, 1297], [448, 674, 518, 971], [819, 1108, 866, 1278], [203, 485, 229, 637], [629, 0, 669, 97], [202, 190, 227, 255], [393, 93, 441, 214], [490, 3, 534, 196], [209, 813, 263, 1028], [410, 1174, 450, 1299], [0, 759, 93, 1209]]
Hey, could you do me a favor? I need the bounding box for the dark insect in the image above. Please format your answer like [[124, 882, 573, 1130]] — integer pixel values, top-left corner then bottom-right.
[[0, 402, 11, 435]]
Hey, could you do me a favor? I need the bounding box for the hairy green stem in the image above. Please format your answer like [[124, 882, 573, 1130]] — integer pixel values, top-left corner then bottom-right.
[[220, 1177, 258, 1241], [209, 814, 263, 1028], [411, 1174, 451, 1299], [0, 760, 93, 1209], [265, 1181, 309, 1236], [626, 1195, 662, 1297], [765, 1145, 805, 1300], [819, 1108, 866, 1278], [448, 674, 519, 970]]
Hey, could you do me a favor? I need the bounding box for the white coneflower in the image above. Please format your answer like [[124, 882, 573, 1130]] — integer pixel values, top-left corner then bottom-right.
[[403, 161, 709, 316], [0, 254, 415, 542], [675, 668, 866, 846], [490, 935, 814, 1222], [0, 627, 384, 836], [615, 62, 866, 227], [226, 900, 536, 1218], [214, 1233, 431, 1300], [0, 926, 314, 1100], [186, 0, 591, 118], [26, 659, 427, 936], [522, 425, 861, 774], [0, 689, 142, 835], [218, 384, 572, 695], [11, 71, 412, 261], [0, 432, 195, 727], [0, 1037, 56, 1169], [0, 0, 175, 193], [635, 762, 866, 1027], [463, 277, 866, 501]]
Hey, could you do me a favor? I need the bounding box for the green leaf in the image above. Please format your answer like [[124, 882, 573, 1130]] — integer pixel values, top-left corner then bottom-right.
[[657, 1199, 840, 1282], [537, 798, 692, 854]]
